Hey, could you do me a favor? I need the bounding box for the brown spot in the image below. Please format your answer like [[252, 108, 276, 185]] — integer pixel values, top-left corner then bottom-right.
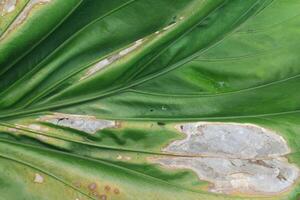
[[99, 194, 107, 200], [88, 182, 97, 191], [113, 188, 120, 195], [104, 185, 111, 192]]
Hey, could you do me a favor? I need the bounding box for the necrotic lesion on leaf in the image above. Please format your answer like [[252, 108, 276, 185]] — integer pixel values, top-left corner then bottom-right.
[[38, 112, 117, 134], [152, 122, 299, 195], [0, 0, 52, 40], [80, 38, 145, 81], [79, 14, 187, 82], [0, 0, 16, 15]]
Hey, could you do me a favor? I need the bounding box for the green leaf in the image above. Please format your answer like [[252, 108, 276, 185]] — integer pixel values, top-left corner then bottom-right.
[[1, 0, 300, 199]]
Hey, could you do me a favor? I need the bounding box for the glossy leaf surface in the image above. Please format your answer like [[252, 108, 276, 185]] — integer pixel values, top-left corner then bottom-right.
[[1, 0, 300, 199]]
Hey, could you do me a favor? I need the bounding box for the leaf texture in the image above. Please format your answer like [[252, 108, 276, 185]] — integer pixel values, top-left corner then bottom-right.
[[1, 0, 300, 199]]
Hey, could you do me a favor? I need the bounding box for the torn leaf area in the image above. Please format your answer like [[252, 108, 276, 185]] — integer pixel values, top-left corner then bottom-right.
[[153, 122, 299, 195], [39, 113, 117, 134]]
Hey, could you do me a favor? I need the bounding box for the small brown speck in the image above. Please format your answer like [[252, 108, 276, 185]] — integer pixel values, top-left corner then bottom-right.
[[114, 188, 120, 195], [88, 182, 97, 191], [104, 185, 111, 192], [100, 194, 107, 200]]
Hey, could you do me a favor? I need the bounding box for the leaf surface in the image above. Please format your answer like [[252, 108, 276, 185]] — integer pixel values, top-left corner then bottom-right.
[[1, 0, 300, 199]]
